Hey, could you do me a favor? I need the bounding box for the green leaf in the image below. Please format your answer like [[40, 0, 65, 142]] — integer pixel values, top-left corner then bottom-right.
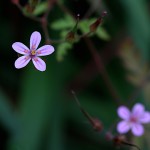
[[96, 27, 111, 41], [79, 18, 110, 40], [78, 19, 95, 33], [10, 67, 51, 150], [33, 2, 48, 16], [29, 0, 40, 8], [60, 30, 69, 38], [56, 42, 73, 61], [50, 15, 75, 30]]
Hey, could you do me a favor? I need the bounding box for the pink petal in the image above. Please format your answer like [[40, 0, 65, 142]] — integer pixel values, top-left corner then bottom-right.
[[117, 106, 130, 120], [132, 103, 144, 117], [36, 45, 54, 56], [117, 121, 130, 134], [15, 56, 31, 69], [30, 31, 41, 50], [32, 57, 46, 71], [131, 123, 144, 136], [139, 112, 150, 123], [12, 42, 29, 54]]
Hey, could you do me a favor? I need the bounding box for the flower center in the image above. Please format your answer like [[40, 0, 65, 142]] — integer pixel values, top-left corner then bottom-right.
[[31, 50, 36, 56], [130, 116, 138, 123]]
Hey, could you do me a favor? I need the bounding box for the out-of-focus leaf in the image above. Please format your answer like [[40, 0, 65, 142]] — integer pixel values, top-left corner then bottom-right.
[[79, 18, 110, 40], [79, 19, 94, 33], [9, 56, 79, 150], [68, 95, 117, 127], [33, 2, 48, 16], [0, 89, 19, 135], [56, 42, 73, 61], [120, 0, 150, 60], [29, 0, 40, 6], [51, 16, 110, 41], [45, 57, 80, 150], [12, 67, 51, 150], [132, 130, 149, 150], [47, 101, 65, 150], [96, 27, 111, 41], [50, 15, 75, 30], [28, 0, 41, 12], [60, 30, 69, 37], [119, 38, 148, 86]]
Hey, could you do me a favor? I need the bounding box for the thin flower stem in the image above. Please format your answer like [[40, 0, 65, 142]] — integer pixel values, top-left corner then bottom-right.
[[72, 90, 103, 133], [15, 3, 22, 12], [84, 37, 122, 105], [71, 90, 95, 126], [40, 0, 57, 44], [122, 141, 141, 150], [41, 17, 51, 44], [45, 0, 54, 18], [50, 31, 92, 44]]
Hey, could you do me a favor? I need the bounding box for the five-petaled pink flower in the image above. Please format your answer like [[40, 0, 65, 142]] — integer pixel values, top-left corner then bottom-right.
[[12, 31, 54, 71], [117, 103, 150, 136]]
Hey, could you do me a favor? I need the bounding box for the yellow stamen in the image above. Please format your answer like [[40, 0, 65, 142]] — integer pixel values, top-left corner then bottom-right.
[[31, 50, 36, 55]]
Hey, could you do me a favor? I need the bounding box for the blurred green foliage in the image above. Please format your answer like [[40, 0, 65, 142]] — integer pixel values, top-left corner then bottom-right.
[[0, 0, 150, 150], [33, 1, 48, 15], [51, 15, 110, 61]]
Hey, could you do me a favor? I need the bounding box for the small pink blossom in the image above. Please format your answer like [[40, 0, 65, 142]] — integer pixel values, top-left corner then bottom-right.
[[12, 31, 54, 71], [117, 103, 150, 136]]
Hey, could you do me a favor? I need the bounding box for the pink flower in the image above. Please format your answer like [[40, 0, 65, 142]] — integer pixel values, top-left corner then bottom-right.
[[12, 31, 54, 71], [117, 103, 150, 136]]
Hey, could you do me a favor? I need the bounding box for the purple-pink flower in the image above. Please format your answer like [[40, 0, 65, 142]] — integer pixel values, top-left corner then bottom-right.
[[12, 31, 54, 71], [117, 103, 150, 136]]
